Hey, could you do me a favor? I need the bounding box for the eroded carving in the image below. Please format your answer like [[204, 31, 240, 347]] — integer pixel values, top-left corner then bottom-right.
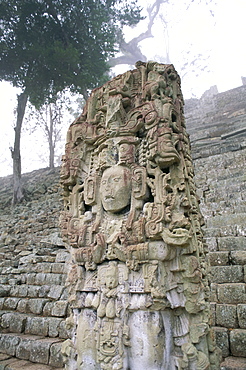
[[60, 62, 221, 369]]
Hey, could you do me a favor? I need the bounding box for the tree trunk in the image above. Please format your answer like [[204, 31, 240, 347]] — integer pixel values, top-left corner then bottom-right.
[[49, 142, 55, 169], [11, 91, 28, 205], [48, 104, 54, 169]]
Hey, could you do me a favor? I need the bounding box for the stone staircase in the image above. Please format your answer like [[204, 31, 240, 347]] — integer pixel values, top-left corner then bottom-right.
[[0, 168, 68, 369], [1, 85, 246, 370], [185, 86, 246, 369], [0, 246, 69, 369]]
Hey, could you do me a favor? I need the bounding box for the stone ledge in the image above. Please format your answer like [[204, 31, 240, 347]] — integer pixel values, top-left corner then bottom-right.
[[220, 356, 246, 370], [0, 311, 67, 339], [210, 266, 244, 284], [0, 354, 64, 369], [230, 329, 246, 357], [0, 333, 64, 367]]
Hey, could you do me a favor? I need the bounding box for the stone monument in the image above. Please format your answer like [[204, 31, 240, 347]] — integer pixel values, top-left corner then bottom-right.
[[60, 62, 221, 369]]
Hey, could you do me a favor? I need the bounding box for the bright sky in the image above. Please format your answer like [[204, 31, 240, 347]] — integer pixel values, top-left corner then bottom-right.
[[0, 0, 245, 176], [118, 0, 246, 97]]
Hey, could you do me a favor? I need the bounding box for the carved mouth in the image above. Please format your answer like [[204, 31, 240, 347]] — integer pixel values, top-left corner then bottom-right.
[[105, 195, 114, 200]]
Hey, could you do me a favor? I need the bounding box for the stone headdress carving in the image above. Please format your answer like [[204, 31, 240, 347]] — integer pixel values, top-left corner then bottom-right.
[[60, 62, 220, 369]]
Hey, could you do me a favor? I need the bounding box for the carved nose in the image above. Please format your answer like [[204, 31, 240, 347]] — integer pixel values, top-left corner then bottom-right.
[[105, 182, 113, 192]]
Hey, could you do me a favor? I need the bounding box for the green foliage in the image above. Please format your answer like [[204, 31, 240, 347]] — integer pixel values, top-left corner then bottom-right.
[[0, 0, 143, 107]]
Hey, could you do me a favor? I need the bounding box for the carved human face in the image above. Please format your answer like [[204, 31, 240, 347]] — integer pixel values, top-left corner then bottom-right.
[[105, 269, 118, 289], [119, 143, 135, 163], [100, 165, 131, 213]]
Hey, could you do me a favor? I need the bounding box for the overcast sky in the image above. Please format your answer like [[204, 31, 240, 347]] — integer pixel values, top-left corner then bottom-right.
[[0, 0, 245, 176]]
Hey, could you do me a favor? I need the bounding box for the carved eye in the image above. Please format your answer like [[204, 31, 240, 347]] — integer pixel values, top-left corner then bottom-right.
[[101, 180, 107, 185], [114, 177, 120, 182]]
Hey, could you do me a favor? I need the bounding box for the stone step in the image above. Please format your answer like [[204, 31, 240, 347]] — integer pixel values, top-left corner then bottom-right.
[[0, 333, 64, 368], [0, 297, 68, 318], [220, 356, 246, 370], [0, 272, 66, 287], [0, 284, 67, 301], [0, 353, 63, 370], [0, 311, 67, 339], [0, 353, 63, 369]]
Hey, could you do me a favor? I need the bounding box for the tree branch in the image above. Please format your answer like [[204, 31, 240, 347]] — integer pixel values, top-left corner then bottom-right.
[[108, 0, 166, 67]]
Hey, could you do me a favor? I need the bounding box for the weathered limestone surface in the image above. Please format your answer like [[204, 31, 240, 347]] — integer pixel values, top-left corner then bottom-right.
[[60, 62, 220, 369], [0, 83, 245, 369], [185, 84, 246, 368]]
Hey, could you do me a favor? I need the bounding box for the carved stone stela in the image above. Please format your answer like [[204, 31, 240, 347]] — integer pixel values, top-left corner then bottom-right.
[[60, 62, 220, 369]]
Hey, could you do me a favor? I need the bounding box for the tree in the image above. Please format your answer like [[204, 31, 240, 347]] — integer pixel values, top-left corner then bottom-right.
[[25, 91, 79, 169], [109, 0, 164, 67], [109, 0, 216, 86], [0, 0, 143, 204], [28, 102, 63, 169]]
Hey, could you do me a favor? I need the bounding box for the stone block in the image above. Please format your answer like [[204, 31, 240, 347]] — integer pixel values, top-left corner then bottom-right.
[[43, 302, 54, 316], [4, 359, 38, 369], [210, 266, 244, 284], [230, 329, 246, 357], [49, 341, 64, 367], [51, 263, 65, 274], [208, 214, 246, 230], [25, 317, 49, 336], [0, 353, 11, 360], [38, 285, 50, 298], [55, 250, 70, 263], [220, 356, 246, 370], [29, 338, 61, 365], [51, 301, 68, 317], [27, 299, 49, 314], [0, 357, 20, 370], [213, 326, 229, 358], [244, 267, 246, 283], [219, 225, 237, 237], [35, 273, 46, 285], [60, 274, 67, 285], [16, 334, 42, 360], [217, 283, 246, 304], [210, 303, 216, 326], [60, 288, 69, 300], [44, 273, 63, 285], [0, 298, 4, 310], [3, 298, 20, 310], [218, 236, 246, 251], [216, 304, 238, 328], [9, 285, 24, 298], [47, 317, 63, 337], [210, 283, 218, 302], [1, 312, 27, 333], [26, 274, 36, 285], [34, 263, 52, 273], [231, 251, 246, 265], [0, 333, 20, 356], [17, 299, 28, 313], [237, 304, 246, 329], [29, 339, 50, 364], [27, 285, 40, 298], [47, 285, 64, 300], [0, 275, 8, 284], [203, 228, 221, 238], [205, 237, 218, 252], [209, 251, 229, 266], [58, 320, 68, 339], [16, 285, 28, 298], [236, 224, 246, 237]]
